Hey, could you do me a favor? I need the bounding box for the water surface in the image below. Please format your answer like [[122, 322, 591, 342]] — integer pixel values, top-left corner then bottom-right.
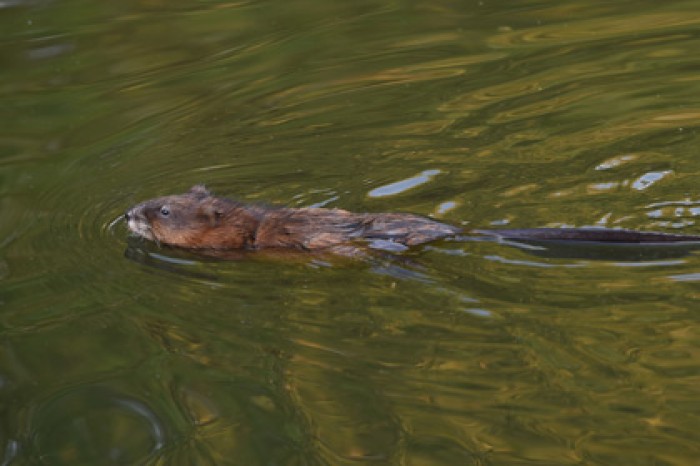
[[2, 0, 700, 464]]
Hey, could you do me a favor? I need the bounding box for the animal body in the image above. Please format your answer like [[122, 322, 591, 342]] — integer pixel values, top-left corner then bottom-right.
[[125, 185, 700, 253]]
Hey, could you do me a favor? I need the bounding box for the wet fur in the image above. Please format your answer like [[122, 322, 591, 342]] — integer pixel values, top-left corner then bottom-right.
[[126, 185, 700, 253], [126, 185, 461, 251]]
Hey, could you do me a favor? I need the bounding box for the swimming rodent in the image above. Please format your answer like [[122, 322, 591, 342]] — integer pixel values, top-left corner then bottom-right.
[[125, 185, 700, 253]]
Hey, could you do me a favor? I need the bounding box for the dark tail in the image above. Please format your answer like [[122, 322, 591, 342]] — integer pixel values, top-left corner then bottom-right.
[[473, 228, 700, 244]]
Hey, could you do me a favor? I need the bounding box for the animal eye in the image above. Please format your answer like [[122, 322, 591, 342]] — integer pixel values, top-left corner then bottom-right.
[[160, 206, 170, 217]]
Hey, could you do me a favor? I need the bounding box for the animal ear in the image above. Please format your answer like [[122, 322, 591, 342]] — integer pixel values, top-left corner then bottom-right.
[[189, 184, 211, 199], [198, 203, 224, 227]]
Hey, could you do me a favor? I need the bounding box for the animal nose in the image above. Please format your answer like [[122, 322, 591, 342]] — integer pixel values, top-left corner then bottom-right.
[[125, 210, 132, 221]]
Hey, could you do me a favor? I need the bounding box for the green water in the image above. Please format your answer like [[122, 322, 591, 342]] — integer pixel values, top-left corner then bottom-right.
[[3, 0, 700, 464]]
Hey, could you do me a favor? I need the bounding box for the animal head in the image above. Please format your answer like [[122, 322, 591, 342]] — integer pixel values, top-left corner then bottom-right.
[[125, 185, 233, 247]]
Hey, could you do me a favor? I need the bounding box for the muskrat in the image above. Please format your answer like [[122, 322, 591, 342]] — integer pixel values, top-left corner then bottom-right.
[[125, 185, 700, 253]]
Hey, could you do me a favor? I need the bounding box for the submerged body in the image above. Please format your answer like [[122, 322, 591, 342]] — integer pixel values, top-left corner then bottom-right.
[[125, 185, 700, 252]]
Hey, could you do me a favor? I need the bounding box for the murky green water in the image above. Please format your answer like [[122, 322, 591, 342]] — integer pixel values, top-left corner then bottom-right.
[[3, 0, 700, 464]]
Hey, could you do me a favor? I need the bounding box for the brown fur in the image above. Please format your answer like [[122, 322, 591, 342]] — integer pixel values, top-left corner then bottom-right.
[[126, 185, 700, 254], [125, 185, 461, 251]]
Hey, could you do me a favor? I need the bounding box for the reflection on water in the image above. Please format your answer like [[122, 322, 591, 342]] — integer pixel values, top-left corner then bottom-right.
[[29, 386, 167, 464], [368, 169, 442, 198], [3, 0, 700, 464]]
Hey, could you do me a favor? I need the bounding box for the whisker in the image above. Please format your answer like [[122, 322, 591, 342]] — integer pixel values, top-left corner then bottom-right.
[[106, 214, 124, 232], [148, 225, 161, 248]]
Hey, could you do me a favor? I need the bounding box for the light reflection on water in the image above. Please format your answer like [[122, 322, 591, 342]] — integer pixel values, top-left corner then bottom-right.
[[2, 0, 700, 464], [368, 169, 442, 198]]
